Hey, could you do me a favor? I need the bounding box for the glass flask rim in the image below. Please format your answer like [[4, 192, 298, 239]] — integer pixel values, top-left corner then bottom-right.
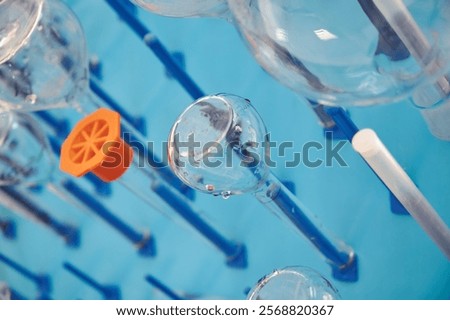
[[246, 265, 340, 300], [0, 0, 44, 64]]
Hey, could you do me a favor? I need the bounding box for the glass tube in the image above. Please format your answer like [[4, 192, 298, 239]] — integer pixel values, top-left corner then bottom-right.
[[247, 266, 340, 300], [63, 262, 121, 300], [168, 94, 357, 282], [0, 186, 79, 247], [0, 111, 155, 257], [60, 108, 247, 268], [352, 129, 450, 259]]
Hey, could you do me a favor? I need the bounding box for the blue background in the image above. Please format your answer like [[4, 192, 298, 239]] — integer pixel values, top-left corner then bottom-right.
[[0, 0, 449, 299]]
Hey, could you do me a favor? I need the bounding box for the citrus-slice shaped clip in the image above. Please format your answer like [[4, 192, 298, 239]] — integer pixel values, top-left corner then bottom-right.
[[60, 108, 133, 182]]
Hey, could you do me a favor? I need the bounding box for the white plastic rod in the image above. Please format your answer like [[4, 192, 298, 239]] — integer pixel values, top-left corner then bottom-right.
[[352, 129, 450, 259]]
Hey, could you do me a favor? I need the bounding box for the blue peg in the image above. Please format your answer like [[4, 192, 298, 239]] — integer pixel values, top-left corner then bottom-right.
[[145, 275, 184, 300], [90, 79, 147, 136], [0, 218, 16, 240], [34, 111, 70, 138], [325, 106, 410, 216], [62, 180, 156, 257], [104, 0, 205, 100], [63, 262, 121, 300], [0, 252, 52, 297], [10, 288, 27, 300]]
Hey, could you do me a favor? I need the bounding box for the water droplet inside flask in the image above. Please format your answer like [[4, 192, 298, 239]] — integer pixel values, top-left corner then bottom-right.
[[221, 191, 232, 200], [25, 94, 37, 104]]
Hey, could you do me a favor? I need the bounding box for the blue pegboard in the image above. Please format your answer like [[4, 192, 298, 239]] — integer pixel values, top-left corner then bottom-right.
[[0, 0, 449, 300]]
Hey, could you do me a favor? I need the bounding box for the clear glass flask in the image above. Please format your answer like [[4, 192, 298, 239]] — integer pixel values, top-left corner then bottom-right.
[[130, 0, 450, 140], [247, 266, 340, 300], [60, 108, 247, 268], [168, 94, 358, 282], [227, 0, 450, 139]]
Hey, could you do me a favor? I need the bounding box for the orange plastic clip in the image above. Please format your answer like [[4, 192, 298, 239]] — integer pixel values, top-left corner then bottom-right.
[[60, 108, 133, 182]]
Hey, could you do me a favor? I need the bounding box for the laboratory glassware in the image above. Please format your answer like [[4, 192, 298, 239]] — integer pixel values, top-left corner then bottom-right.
[[122, 0, 414, 221], [63, 262, 121, 300], [0, 0, 44, 64], [0, 0, 192, 197], [225, 0, 450, 139], [0, 252, 51, 298], [129, 0, 450, 140], [0, 186, 80, 247], [0, 111, 155, 257], [352, 128, 450, 259], [0, 0, 143, 135], [168, 94, 357, 282], [60, 108, 247, 268], [0, 0, 140, 126], [247, 266, 340, 300]]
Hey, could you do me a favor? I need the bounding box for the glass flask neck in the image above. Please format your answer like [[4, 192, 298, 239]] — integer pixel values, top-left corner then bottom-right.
[[73, 90, 101, 115]]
